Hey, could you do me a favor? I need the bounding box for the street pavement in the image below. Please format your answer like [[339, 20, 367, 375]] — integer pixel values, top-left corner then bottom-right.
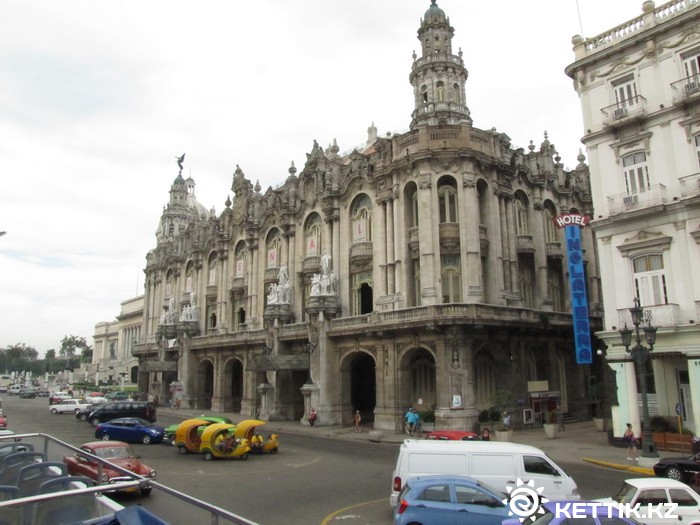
[[158, 406, 683, 477]]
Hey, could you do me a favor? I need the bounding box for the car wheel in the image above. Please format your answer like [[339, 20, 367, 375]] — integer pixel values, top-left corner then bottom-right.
[[270, 447, 278, 454], [50, 408, 58, 414], [178, 445, 187, 455], [80, 413, 88, 422], [141, 487, 152, 497], [74, 409, 81, 414], [241, 453, 249, 460], [204, 451, 213, 461], [101, 434, 110, 441], [91, 418, 100, 427], [142, 435, 152, 444], [665, 465, 685, 482], [168, 435, 176, 446]]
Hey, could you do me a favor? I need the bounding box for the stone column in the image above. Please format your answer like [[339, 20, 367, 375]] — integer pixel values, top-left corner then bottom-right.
[[377, 199, 388, 298], [532, 205, 551, 309], [462, 178, 482, 301], [387, 198, 396, 295], [417, 174, 437, 304]]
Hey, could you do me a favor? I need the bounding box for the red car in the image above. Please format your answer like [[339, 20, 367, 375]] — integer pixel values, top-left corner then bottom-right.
[[0, 415, 7, 429], [63, 440, 156, 496], [425, 430, 480, 441]]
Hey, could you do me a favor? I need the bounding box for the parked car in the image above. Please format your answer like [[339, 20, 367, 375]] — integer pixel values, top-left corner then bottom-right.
[[63, 440, 156, 496], [50, 398, 92, 415], [502, 500, 643, 525], [94, 418, 165, 444], [49, 392, 71, 405], [163, 415, 233, 446], [0, 415, 7, 429], [106, 391, 130, 401], [86, 395, 108, 404], [598, 478, 700, 525], [18, 387, 38, 399], [76, 406, 98, 422], [426, 430, 480, 441], [394, 475, 509, 525], [88, 401, 156, 427], [36, 388, 50, 397], [652, 451, 700, 483], [8, 385, 21, 396]]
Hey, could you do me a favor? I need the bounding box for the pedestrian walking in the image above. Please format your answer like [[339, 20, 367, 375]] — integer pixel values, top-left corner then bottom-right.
[[353, 410, 362, 432], [624, 423, 638, 462], [480, 428, 491, 441], [309, 408, 318, 427]]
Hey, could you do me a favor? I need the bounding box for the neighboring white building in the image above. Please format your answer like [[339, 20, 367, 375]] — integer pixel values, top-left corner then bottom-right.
[[91, 295, 142, 387], [566, 0, 700, 437]]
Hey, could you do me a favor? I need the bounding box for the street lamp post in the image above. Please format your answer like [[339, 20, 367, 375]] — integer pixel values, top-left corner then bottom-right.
[[619, 297, 659, 459]]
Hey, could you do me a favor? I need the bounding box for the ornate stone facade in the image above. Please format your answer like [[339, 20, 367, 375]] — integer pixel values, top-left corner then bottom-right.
[[133, 1, 602, 430]]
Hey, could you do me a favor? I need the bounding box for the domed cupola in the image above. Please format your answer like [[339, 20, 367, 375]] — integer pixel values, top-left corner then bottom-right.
[[410, 0, 471, 129]]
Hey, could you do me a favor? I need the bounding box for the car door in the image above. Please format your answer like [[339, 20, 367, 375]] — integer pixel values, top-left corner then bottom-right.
[[411, 482, 456, 525], [631, 488, 670, 525], [521, 454, 566, 499], [668, 487, 700, 524], [120, 419, 139, 442], [453, 483, 507, 525]]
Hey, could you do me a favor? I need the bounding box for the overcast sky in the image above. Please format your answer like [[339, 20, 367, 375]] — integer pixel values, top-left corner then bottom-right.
[[1, 0, 646, 355]]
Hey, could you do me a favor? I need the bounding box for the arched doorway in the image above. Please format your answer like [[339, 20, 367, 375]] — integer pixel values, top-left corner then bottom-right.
[[223, 358, 244, 412], [359, 283, 373, 314], [341, 352, 376, 424], [196, 360, 214, 410], [398, 347, 436, 429]]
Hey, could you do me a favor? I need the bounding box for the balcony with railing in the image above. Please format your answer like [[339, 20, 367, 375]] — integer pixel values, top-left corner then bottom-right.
[[545, 241, 563, 259], [671, 75, 700, 105], [350, 241, 373, 266], [439, 222, 460, 249], [607, 184, 667, 215], [516, 234, 535, 254], [679, 172, 700, 198], [617, 303, 680, 328], [601, 96, 647, 129]]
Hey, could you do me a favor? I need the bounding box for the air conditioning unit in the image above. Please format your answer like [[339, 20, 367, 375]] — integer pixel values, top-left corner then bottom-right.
[[613, 106, 628, 118], [623, 194, 638, 206]]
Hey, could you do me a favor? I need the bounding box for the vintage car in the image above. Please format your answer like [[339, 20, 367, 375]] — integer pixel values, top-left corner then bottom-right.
[[94, 417, 165, 444], [106, 391, 130, 401], [50, 398, 91, 415], [0, 415, 7, 429], [164, 416, 233, 446], [48, 392, 71, 405], [598, 477, 700, 525], [425, 430, 481, 441], [653, 451, 700, 484], [200, 423, 250, 461], [63, 440, 156, 496]]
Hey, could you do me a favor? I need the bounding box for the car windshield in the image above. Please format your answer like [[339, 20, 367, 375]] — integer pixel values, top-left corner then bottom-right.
[[611, 482, 638, 504], [93, 445, 134, 459]]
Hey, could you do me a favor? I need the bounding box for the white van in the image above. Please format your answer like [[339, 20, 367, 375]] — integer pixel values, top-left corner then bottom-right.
[[390, 440, 580, 507]]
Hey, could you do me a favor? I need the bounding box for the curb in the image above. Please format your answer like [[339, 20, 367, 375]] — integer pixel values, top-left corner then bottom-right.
[[581, 457, 654, 476]]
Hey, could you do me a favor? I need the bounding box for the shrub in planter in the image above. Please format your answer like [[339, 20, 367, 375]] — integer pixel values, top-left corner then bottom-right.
[[650, 416, 671, 433]]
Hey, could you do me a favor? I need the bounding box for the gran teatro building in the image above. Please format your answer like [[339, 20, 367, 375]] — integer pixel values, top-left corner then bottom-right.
[[132, 1, 602, 431]]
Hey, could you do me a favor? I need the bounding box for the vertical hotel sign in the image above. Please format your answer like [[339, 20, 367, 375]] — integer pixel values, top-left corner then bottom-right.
[[554, 213, 592, 364]]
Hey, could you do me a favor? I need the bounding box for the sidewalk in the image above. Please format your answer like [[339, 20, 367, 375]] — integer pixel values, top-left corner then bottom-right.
[[159, 407, 677, 476]]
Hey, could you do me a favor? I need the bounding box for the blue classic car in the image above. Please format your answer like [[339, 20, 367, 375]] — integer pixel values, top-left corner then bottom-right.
[[94, 417, 165, 444]]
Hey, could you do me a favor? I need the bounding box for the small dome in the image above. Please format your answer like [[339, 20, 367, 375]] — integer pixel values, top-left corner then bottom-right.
[[172, 173, 185, 186], [424, 0, 446, 23]]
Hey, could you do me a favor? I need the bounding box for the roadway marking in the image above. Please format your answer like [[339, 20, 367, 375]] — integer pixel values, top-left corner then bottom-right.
[[321, 499, 387, 524]]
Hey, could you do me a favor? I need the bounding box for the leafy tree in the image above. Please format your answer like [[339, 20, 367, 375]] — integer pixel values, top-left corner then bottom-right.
[[60, 335, 91, 370], [45, 349, 56, 359]]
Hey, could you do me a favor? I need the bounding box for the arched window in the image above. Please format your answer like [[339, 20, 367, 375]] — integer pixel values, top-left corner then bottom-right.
[[436, 81, 445, 102], [208, 253, 217, 286], [351, 194, 372, 242], [441, 255, 461, 303], [634, 254, 668, 306], [234, 242, 247, 278], [694, 134, 700, 168], [266, 234, 281, 269], [453, 83, 460, 103], [438, 178, 458, 223], [622, 152, 650, 195], [514, 193, 529, 235], [421, 85, 428, 104], [305, 214, 322, 256], [543, 203, 558, 243]]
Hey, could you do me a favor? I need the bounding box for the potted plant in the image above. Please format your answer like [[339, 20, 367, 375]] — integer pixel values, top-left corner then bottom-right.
[[543, 411, 558, 439], [491, 389, 513, 441], [593, 417, 606, 432]]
